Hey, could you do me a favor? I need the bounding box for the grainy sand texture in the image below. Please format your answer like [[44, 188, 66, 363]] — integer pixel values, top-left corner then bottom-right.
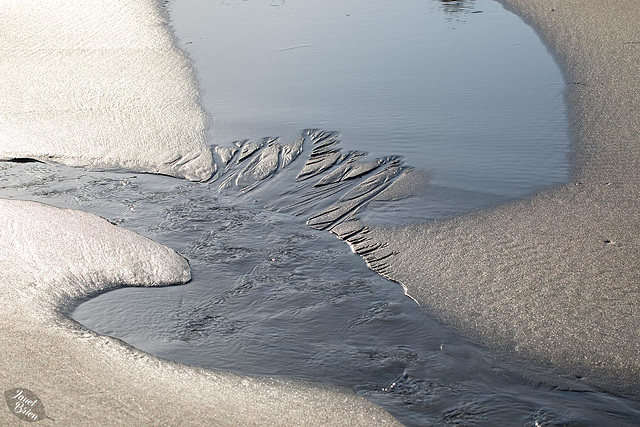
[[1, 0, 638, 424], [0, 0, 213, 180], [362, 0, 640, 395], [0, 199, 399, 426]]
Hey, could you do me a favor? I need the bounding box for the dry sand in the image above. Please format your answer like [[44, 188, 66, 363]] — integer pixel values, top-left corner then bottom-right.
[[361, 0, 640, 396]]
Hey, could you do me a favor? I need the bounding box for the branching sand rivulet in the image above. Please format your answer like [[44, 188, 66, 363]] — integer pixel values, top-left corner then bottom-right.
[[0, 1, 398, 425], [358, 0, 640, 396]]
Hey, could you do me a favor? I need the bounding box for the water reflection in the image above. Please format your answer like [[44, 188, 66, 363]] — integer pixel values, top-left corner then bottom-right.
[[436, 0, 477, 16]]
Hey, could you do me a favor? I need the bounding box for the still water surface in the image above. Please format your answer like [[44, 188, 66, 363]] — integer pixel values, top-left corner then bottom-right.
[[174, 0, 569, 201], [4, 0, 639, 425]]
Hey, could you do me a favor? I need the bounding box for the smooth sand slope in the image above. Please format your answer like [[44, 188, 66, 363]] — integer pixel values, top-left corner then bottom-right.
[[0, 199, 399, 426], [0, 0, 213, 181], [0, 1, 399, 424], [362, 0, 640, 395]]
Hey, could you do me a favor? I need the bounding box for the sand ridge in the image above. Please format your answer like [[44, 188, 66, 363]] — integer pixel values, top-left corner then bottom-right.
[[363, 0, 640, 395], [0, 199, 399, 426]]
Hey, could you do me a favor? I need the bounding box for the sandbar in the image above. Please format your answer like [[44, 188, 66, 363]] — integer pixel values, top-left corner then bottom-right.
[[0, 199, 399, 425], [359, 0, 640, 396]]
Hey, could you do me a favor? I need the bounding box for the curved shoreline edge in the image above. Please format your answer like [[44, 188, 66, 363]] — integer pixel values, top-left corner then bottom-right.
[[0, 0, 399, 424], [0, 0, 213, 181], [359, 0, 640, 395], [0, 199, 399, 425], [1, 0, 637, 423]]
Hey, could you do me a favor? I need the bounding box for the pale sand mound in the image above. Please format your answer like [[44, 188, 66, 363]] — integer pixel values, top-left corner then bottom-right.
[[0, 199, 399, 426], [0, 0, 213, 181], [361, 0, 640, 394]]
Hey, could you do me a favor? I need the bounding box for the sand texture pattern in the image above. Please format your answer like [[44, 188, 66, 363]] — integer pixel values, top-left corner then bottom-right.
[[362, 0, 640, 395], [0, 0, 213, 181], [0, 199, 399, 426]]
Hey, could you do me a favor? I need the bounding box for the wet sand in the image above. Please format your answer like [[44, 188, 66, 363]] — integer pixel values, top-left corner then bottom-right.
[[0, 1, 397, 424], [1, 0, 638, 424], [0, 200, 398, 425], [0, 0, 212, 180], [362, 0, 640, 395]]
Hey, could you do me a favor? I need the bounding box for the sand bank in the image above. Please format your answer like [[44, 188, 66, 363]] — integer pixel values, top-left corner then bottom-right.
[[2, 0, 637, 422], [0, 0, 213, 181], [359, 0, 640, 395], [0, 1, 399, 423], [0, 199, 399, 425]]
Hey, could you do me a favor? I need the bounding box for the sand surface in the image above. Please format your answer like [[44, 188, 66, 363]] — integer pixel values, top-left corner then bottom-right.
[[0, 0, 213, 180], [361, 0, 640, 395], [1, 0, 638, 424], [0, 199, 399, 425]]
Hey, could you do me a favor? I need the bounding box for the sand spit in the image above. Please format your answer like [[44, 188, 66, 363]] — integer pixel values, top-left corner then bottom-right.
[[0, 199, 399, 425], [0, 0, 213, 181], [360, 0, 640, 395]]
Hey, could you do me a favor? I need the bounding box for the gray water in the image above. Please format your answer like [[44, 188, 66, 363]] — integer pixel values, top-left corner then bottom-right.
[[3, 135, 639, 425], [4, 0, 640, 425], [173, 0, 569, 201]]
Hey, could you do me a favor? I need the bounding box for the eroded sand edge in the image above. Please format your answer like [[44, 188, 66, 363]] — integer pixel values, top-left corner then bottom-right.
[[363, 0, 640, 395]]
